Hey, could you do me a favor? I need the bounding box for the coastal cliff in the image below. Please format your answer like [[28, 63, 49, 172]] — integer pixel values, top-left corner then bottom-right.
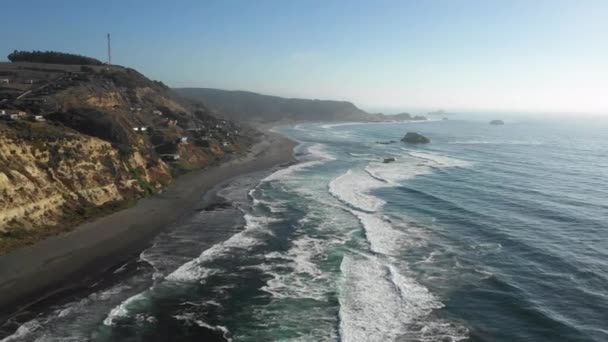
[[0, 59, 255, 253]]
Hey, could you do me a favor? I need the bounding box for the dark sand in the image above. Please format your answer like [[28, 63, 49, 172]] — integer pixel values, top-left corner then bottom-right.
[[0, 132, 296, 318]]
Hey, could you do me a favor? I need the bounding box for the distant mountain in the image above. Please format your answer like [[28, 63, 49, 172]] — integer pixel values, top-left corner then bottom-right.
[[174, 88, 373, 124]]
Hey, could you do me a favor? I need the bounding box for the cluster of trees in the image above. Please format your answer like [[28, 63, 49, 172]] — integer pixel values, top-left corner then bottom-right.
[[7, 50, 103, 65]]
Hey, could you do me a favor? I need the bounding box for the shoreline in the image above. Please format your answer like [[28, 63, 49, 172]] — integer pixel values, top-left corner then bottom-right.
[[0, 131, 297, 323]]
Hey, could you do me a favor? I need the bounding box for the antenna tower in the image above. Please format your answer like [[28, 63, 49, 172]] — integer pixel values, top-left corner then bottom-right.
[[107, 33, 112, 65]]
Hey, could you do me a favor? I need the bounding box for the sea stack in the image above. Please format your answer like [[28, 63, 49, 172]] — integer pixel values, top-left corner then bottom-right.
[[490, 120, 505, 125], [401, 132, 430, 144]]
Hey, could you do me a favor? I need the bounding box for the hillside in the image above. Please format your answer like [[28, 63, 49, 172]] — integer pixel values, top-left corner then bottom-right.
[[174, 88, 374, 124], [0, 61, 256, 253]]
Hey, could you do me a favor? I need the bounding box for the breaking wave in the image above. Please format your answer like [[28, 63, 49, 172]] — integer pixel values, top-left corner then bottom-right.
[[263, 143, 334, 182], [166, 214, 276, 283], [338, 254, 466, 342], [328, 170, 386, 212], [364, 160, 433, 184], [408, 151, 472, 168]]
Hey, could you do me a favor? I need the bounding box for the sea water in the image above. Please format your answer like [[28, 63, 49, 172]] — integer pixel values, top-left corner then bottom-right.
[[2, 118, 607, 341]]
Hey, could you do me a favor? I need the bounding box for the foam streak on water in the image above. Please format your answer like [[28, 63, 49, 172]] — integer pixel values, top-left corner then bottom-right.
[[166, 214, 276, 283], [328, 170, 386, 212], [263, 143, 335, 182], [338, 254, 464, 342]]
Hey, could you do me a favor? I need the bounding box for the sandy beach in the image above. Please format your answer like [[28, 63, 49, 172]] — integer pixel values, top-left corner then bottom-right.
[[0, 131, 296, 320]]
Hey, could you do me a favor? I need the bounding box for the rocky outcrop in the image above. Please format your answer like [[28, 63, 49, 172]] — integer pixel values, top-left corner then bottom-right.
[[383, 157, 396, 163], [490, 120, 505, 125], [401, 132, 430, 144]]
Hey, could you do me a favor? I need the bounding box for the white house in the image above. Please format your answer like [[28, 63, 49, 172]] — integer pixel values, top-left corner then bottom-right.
[[160, 154, 180, 161], [34, 115, 45, 122], [0, 79, 9, 84], [152, 110, 163, 115]]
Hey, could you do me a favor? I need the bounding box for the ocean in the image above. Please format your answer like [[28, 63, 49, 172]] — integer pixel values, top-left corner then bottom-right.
[[2, 118, 607, 341]]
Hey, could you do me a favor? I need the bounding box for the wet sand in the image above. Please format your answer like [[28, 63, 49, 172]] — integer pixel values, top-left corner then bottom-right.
[[0, 131, 296, 319]]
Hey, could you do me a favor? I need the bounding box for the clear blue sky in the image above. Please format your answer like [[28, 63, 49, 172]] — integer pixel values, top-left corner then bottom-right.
[[2, 0, 607, 114]]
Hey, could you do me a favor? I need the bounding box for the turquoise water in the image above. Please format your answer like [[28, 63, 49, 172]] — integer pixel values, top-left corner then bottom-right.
[[3, 119, 607, 341]]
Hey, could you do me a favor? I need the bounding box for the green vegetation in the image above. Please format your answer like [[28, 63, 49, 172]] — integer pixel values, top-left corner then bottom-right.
[[7, 50, 103, 65], [0, 218, 70, 255], [8, 50, 103, 65], [170, 163, 194, 177], [68, 197, 138, 223], [0, 196, 140, 255], [129, 166, 157, 194], [46, 109, 133, 155]]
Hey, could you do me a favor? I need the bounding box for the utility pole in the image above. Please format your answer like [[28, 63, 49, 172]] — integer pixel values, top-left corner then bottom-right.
[[107, 33, 112, 66]]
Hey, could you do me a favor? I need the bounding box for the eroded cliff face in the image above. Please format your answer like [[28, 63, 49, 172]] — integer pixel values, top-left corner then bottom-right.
[[0, 125, 171, 238], [0, 62, 255, 253]]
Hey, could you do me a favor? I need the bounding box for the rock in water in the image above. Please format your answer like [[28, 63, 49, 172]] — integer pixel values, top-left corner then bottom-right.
[[490, 120, 505, 125], [383, 157, 396, 163], [401, 132, 430, 144]]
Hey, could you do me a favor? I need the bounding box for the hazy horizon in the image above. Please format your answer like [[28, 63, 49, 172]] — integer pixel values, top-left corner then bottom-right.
[[2, 0, 607, 116]]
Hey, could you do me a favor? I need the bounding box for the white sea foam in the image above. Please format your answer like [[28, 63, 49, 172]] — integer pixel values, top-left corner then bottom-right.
[[261, 236, 329, 300], [166, 214, 275, 282], [263, 143, 334, 182], [139, 249, 166, 281], [349, 152, 372, 157], [320, 122, 364, 129], [351, 210, 406, 256], [172, 313, 233, 341], [449, 139, 542, 145], [328, 170, 386, 212], [103, 292, 146, 326], [308, 143, 336, 161], [0, 320, 42, 342], [408, 151, 472, 168], [338, 254, 466, 342], [263, 160, 325, 182], [364, 160, 433, 184], [287, 236, 326, 277], [103, 214, 276, 327]]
